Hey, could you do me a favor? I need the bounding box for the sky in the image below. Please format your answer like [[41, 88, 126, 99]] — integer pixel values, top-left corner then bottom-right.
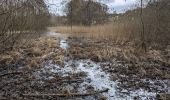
[[45, 0, 139, 15]]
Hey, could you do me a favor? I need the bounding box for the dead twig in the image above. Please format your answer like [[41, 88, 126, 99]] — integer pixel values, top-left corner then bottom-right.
[[22, 88, 109, 97]]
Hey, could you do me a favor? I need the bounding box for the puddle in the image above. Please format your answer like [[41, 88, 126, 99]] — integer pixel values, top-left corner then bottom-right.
[[47, 31, 69, 49], [46, 31, 63, 37], [60, 38, 69, 49]]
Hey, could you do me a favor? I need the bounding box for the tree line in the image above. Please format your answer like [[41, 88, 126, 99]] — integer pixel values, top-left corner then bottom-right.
[[65, 0, 109, 26], [0, 0, 49, 51]]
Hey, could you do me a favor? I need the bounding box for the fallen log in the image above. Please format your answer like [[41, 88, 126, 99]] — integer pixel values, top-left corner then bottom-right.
[[23, 88, 109, 97]]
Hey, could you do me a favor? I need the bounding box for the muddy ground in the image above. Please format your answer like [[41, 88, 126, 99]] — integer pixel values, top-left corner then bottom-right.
[[0, 31, 170, 100]]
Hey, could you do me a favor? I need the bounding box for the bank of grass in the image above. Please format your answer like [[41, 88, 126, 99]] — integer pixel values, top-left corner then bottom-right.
[[0, 36, 65, 69]]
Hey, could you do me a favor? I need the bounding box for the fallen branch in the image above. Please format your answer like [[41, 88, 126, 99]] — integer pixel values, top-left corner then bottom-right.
[[23, 88, 109, 97], [62, 79, 84, 84], [48, 78, 84, 84], [0, 71, 23, 77]]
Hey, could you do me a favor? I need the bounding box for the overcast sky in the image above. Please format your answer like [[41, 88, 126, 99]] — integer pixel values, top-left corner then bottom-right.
[[46, 0, 139, 15]]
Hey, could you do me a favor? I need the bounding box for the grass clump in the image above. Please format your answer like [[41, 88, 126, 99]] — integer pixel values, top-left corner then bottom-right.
[[0, 36, 65, 69]]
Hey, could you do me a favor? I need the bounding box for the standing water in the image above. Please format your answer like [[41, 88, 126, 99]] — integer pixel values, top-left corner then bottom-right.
[[46, 31, 69, 49], [60, 38, 69, 49]]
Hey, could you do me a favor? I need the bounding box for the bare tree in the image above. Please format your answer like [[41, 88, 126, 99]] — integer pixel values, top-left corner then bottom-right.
[[140, 0, 146, 52]]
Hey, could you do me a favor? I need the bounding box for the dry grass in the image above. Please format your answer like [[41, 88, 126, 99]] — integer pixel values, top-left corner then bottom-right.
[[52, 54, 65, 66], [50, 24, 115, 38], [48, 18, 141, 42], [0, 55, 13, 65], [0, 36, 65, 68], [68, 38, 170, 79]]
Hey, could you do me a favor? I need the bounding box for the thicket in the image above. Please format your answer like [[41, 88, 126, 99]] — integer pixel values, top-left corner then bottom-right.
[[0, 0, 50, 51]]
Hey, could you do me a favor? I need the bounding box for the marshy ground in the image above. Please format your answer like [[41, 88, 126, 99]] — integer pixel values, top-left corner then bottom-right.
[[0, 30, 170, 100], [0, 0, 170, 100]]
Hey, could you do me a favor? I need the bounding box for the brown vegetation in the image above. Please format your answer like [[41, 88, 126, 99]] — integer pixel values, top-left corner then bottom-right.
[[54, 0, 170, 49], [66, 36, 170, 95], [0, 36, 64, 68], [0, 0, 49, 51]]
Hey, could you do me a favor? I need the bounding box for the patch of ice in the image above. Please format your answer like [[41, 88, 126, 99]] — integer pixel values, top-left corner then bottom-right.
[[42, 59, 159, 100], [47, 31, 57, 36], [60, 39, 69, 49], [129, 89, 156, 100], [46, 31, 62, 37], [75, 60, 117, 99]]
